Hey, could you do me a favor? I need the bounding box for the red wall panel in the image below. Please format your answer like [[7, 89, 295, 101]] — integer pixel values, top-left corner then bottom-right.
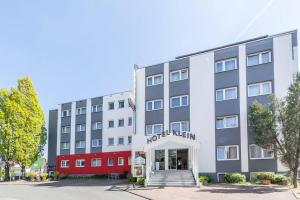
[[56, 151, 131, 175]]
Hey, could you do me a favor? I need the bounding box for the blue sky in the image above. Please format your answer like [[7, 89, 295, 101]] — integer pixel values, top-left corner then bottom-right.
[[0, 0, 299, 116]]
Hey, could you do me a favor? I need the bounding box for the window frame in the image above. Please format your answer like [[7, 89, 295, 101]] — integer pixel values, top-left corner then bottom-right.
[[128, 136, 132, 144], [76, 124, 86, 132], [108, 102, 115, 110], [216, 145, 239, 161], [118, 119, 125, 127], [108, 158, 114, 166], [61, 160, 70, 168], [215, 58, 238, 73], [76, 107, 86, 115], [108, 120, 114, 128], [146, 99, 163, 111], [146, 74, 163, 87], [118, 157, 124, 166], [75, 140, 86, 149], [91, 158, 101, 167], [170, 68, 189, 82], [61, 142, 70, 150], [118, 137, 124, 145], [146, 124, 163, 135], [75, 159, 85, 167], [91, 139, 101, 148], [216, 115, 239, 129], [170, 121, 190, 132], [248, 81, 272, 97], [92, 104, 102, 113], [61, 126, 71, 134], [61, 110, 71, 118], [128, 117, 133, 126], [108, 137, 114, 146], [92, 122, 102, 130], [118, 100, 125, 109], [170, 95, 189, 108], [249, 144, 274, 160], [216, 87, 238, 101], [247, 50, 272, 67]]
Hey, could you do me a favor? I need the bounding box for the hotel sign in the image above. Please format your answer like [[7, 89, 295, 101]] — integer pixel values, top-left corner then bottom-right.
[[147, 130, 196, 144]]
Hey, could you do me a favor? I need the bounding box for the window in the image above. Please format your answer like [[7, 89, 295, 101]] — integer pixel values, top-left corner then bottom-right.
[[217, 145, 239, 160], [118, 119, 124, 127], [249, 144, 274, 159], [118, 137, 124, 145], [170, 95, 189, 108], [61, 126, 71, 134], [61, 160, 69, 168], [170, 121, 189, 132], [247, 51, 272, 66], [216, 87, 238, 101], [170, 69, 189, 82], [61, 142, 70, 150], [61, 110, 71, 117], [146, 74, 163, 86], [216, 115, 238, 129], [92, 105, 102, 113], [118, 100, 125, 108], [128, 136, 132, 144], [108, 102, 114, 110], [76, 107, 86, 115], [215, 58, 237, 73], [75, 141, 86, 149], [108, 158, 114, 166], [248, 81, 272, 97], [146, 99, 163, 111], [76, 124, 86, 132], [146, 124, 163, 135], [128, 117, 132, 126], [75, 159, 85, 167], [92, 122, 102, 130], [108, 137, 114, 146], [91, 139, 101, 147], [118, 157, 124, 166], [108, 120, 114, 128], [91, 158, 101, 167]]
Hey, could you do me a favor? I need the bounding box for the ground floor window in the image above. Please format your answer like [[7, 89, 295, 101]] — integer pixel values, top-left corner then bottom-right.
[[118, 157, 124, 166], [61, 160, 69, 168], [75, 159, 85, 167], [108, 158, 114, 166], [91, 158, 101, 167], [217, 145, 239, 161], [249, 144, 273, 159]]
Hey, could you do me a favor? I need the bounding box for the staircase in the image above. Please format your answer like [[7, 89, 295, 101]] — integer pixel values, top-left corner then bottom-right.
[[147, 170, 197, 187]]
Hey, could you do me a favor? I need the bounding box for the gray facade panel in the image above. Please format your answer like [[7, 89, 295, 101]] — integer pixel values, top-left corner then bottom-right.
[[91, 147, 102, 153], [61, 103, 72, 110], [214, 46, 239, 62], [215, 71, 239, 89], [91, 97, 103, 105], [61, 117, 71, 127], [76, 100, 86, 108], [169, 80, 189, 97], [75, 148, 85, 154], [60, 149, 70, 155], [76, 114, 86, 124], [145, 85, 164, 100], [246, 38, 273, 54], [215, 100, 240, 116], [169, 57, 189, 71], [246, 64, 274, 84], [91, 112, 102, 122], [145, 63, 164, 76], [60, 133, 70, 142], [75, 132, 86, 141], [48, 110, 58, 167], [216, 160, 241, 172], [169, 107, 190, 123], [249, 159, 277, 172], [215, 128, 241, 145], [292, 30, 298, 47], [145, 110, 164, 125]]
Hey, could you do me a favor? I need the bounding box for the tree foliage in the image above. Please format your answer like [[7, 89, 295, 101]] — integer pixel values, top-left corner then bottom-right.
[[249, 73, 300, 188]]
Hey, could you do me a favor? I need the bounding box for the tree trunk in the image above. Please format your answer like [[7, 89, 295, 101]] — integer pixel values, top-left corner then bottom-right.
[[21, 165, 26, 179], [4, 162, 10, 181], [293, 167, 298, 188]]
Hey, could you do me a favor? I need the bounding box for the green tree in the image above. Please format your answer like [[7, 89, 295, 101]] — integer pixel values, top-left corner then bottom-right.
[[249, 73, 300, 188]]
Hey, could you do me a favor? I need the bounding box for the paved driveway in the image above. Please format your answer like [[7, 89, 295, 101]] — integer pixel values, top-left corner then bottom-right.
[[129, 184, 296, 200]]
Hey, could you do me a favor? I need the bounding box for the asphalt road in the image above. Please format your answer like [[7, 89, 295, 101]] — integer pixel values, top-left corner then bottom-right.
[[0, 179, 144, 200]]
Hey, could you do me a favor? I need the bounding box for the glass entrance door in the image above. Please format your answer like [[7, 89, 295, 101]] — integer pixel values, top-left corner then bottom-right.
[[155, 150, 165, 170], [168, 149, 177, 170]]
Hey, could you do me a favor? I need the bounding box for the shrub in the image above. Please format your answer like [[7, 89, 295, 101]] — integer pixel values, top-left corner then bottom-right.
[[127, 175, 137, 183], [27, 172, 36, 182], [90, 174, 108, 179], [254, 172, 275, 181], [223, 173, 246, 183], [199, 175, 213, 184], [273, 174, 288, 184], [40, 173, 48, 181], [137, 177, 145, 186]]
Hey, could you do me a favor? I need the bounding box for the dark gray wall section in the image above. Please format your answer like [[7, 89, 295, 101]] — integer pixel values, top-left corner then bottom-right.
[[91, 97, 103, 152], [169, 107, 190, 122], [145, 63, 164, 76], [145, 85, 164, 100], [48, 110, 58, 167], [76, 114, 86, 124], [214, 46, 239, 62], [60, 133, 70, 142], [76, 99, 86, 108], [169, 57, 189, 71], [61, 103, 72, 110], [214, 46, 241, 173], [60, 103, 71, 155], [91, 130, 102, 153], [169, 80, 189, 97], [145, 110, 164, 125], [246, 38, 277, 171], [291, 30, 297, 47], [91, 97, 103, 105]]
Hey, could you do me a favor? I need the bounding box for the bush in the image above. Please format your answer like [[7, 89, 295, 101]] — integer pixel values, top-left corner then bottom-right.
[[253, 172, 275, 181], [223, 173, 246, 183], [273, 174, 288, 184], [90, 174, 108, 179], [127, 175, 137, 183], [137, 177, 145, 186], [199, 175, 213, 184], [27, 172, 36, 182], [40, 173, 48, 181]]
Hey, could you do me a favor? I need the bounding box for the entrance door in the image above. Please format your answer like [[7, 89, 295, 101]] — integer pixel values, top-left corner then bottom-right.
[[177, 149, 188, 170], [168, 149, 177, 170], [155, 150, 165, 170]]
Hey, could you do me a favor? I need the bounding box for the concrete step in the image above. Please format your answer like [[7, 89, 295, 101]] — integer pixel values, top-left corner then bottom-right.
[[148, 170, 196, 187]]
